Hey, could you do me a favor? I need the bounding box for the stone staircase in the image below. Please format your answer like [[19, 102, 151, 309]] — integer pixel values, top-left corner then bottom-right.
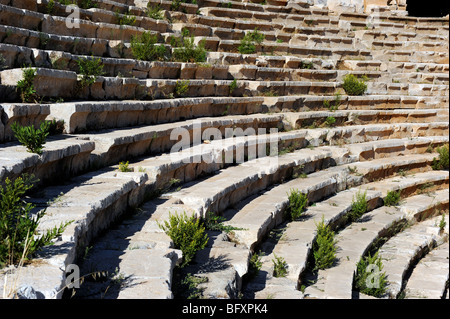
[[0, 0, 448, 299]]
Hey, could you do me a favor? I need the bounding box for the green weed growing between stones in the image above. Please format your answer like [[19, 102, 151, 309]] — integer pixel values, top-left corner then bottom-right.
[[203, 211, 245, 233], [354, 251, 387, 297], [272, 254, 288, 277], [16, 67, 39, 103], [384, 189, 401, 207], [432, 144, 449, 170], [0, 175, 72, 268], [238, 28, 264, 54], [286, 189, 308, 221], [312, 216, 337, 270], [147, 4, 164, 20], [172, 30, 207, 63], [247, 251, 264, 279], [118, 161, 133, 172], [77, 56, 104, 88], [174, 80, 190, 97], [158, 212, 208, 267], [11, 121, 51, 155], [342, 74, 367, 96], [130, 32, 167, 62], [349, 190, 368, 222]]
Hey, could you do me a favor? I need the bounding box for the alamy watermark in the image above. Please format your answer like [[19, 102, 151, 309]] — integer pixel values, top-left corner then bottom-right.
[[169, 120, 280, 165], [364, 264, 384, 289]]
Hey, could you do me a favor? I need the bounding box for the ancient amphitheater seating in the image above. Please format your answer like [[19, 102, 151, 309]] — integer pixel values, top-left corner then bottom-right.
[[0, 0, 448, 300]]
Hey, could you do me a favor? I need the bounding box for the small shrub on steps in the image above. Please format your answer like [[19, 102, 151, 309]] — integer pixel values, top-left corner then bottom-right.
[[238, 28, 265, 54], [324, 116, 336, 127], [342, 73, 367, 96], [130, 32, 167, 62], [384, 189, 401, 207], [77, 0, 98, 9], [180, 273, 208, 299], [349, 190, 368, 222], [354, 251, 388, 297], [323, 93, 342, 112], [158, 212, 208, 267], [247, 251, 264, 279], [272, 254, 288, 278], [313, 216, 337, 270], [76, 56, 105, 88], [0, 175, 72, 268], [229, 79, 238, 95], [174, 80, 190, 97], [172, 30, 207, 63], [147, 4, 164, 20], [11, 121, 51, 155], [115, 10, 137, 26], [203, 211, 245, 233], [286, 189, 308, 221], [16, 67, 39, 103], [431, 144, 449, 170], [118, 161, 133, 172]]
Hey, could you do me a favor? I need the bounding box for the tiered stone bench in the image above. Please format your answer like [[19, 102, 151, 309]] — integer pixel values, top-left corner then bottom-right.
[[403, 241, 449, 299], [303, 187, 449, 299], [379, 214, 449, 299], [0, 0, 448, 300]]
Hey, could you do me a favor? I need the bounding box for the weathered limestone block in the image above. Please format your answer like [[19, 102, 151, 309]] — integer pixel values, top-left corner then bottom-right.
[[0, 43, 33, 69], [404, 241, 449, 299], [0, 25, 28, 47], [0, 4, 42, 30], [228, 64, 258, 80], [0, 103, 50, 142], [0, 135, 95, 185], [148, 61, 181, 79], [1, 68, 77, 98], [380, 214, 448, 298]]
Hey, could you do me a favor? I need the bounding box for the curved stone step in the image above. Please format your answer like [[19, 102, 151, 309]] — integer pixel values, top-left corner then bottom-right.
[[79, 113, 282, 167], [242, 170, 448, 298], [226, 153, 440, 252], [390, 72, 449, 85], [217, 39, 372, 61], [35, 0, 170, 33], [303, 187, 449, 299], [341, 17, 448, 32], [0, 27, 118, 59], [198, 6, 338, 25], [5, 66, 445, 103], [149, 150, 443, 298], [403, 241, 449, 299], [47, 96, 265, 133], [0, 135, 94, 186], [379, 213, 449, 298], [354, 29, 449, 43], [0, 103, 50, 143], [340, 135, 448, 162], [361, 39, 448, 53], [265, 94, 449, 113], [367, 82, 449, 96], [128, 129, 308, 190], [283, 109, 447, 129], [166, 146, 334, 217], [0, 168, 149, 299], [0, 68, 349, 102], [373, 49, 448, 64], [0, 4, 161, 42]]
